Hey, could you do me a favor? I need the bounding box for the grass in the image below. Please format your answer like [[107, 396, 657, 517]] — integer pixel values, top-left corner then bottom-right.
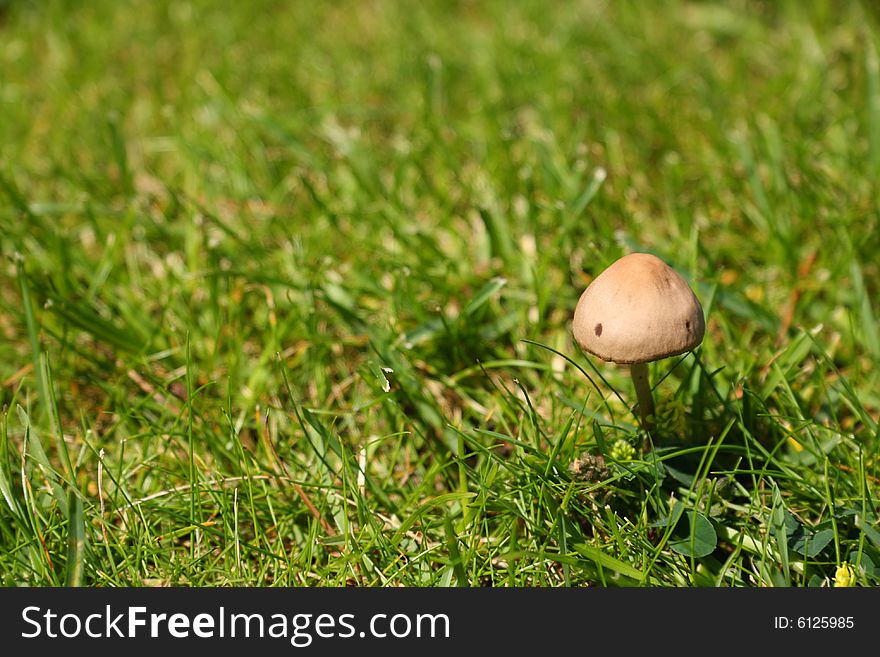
[[0, 0, 878, 587]]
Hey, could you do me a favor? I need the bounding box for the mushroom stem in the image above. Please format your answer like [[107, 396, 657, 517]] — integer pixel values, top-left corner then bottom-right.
[[629, 362, 655, 433]]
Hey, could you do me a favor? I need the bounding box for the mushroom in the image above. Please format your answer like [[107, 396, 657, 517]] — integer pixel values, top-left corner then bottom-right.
[[572, 252, 705, 434]]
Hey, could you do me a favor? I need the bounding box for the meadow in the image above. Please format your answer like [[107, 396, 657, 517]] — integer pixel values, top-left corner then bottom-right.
[[0, 0, 878, 587]]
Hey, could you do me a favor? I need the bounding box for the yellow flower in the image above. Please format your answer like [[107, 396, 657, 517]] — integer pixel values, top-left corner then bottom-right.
[[650, 399, 687, 439], [608, 439, 635, 462], [833, 564, 855, 588]]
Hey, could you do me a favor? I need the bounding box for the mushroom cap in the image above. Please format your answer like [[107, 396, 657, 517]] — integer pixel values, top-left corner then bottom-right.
[[572, 253, 705, 364]]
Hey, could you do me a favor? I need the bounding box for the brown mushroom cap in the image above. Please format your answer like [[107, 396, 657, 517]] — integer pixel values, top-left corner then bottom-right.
[[572, 252, 705, 364]]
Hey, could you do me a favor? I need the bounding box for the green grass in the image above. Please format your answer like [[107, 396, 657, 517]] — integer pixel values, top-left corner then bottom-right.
[[0, 0, 878, 587]]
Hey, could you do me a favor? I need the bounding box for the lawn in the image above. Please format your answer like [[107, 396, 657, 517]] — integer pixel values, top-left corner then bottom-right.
[[0, 0, 878, 587]]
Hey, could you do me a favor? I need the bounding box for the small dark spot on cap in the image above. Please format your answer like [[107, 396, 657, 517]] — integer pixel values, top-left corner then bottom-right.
[[685, 320, 690, 330], [594, 323, 602, 337]]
